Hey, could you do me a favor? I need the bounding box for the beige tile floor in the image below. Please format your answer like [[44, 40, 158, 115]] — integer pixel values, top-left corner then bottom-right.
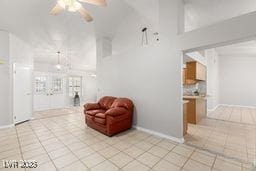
[[0, 107, 253, 171], [208, 106, 256, 124], [33, 107, 83, 119], [185, 106, 256, 165]]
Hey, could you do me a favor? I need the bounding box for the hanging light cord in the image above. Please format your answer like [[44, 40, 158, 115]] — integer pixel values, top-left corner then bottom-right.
[[57, 51, 61, 64]]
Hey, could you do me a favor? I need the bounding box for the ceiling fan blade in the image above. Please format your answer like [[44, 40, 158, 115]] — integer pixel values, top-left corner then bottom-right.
[[50, 3, 64, 15], [79, 0, 107, 6], [78, 7, 93, 22]]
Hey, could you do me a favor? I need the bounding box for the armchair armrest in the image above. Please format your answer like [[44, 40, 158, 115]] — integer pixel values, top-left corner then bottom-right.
[[105, 107, 127, 117], [84, 103, 100, 110]]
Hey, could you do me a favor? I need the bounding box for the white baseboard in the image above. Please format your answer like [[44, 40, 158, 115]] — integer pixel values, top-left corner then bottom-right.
[[133, 126, 184, 144], [207, 104, 220, 112], [207, 104, 256, 113], [0, 124, 14, 129], [220, 104, 256, 109]]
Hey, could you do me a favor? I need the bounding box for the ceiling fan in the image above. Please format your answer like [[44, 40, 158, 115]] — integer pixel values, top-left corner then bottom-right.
[[50, 0, 107, 22]]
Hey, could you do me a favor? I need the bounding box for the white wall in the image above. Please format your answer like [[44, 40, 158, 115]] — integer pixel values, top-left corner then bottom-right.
[[97, 0, 184, 141], [112, 2, 159, 55], [219, 56, 256, 107], [0, 31, 11, 127], [83, 76, 97, 103], [0, 31, 33, 127], [9, 34, 33, 67], [34, 63, 69, 73], [206, 49, 220, 111]]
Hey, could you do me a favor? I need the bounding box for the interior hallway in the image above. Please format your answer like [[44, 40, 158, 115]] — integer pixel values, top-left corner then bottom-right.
[[185, 106, 256, 164], [208, 106, 256, 124]]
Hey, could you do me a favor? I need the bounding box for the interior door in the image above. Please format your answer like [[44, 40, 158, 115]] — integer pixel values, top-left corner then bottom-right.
[[33, 72, 66, 111], [49, 74, 66, 109], [13, 64, 32, 124], [33, 72, 50, 111]]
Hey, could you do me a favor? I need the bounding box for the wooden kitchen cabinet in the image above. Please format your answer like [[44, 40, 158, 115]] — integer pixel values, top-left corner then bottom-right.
[[184, 98, 207, 124], [183, 102, 188, 135], [183, 68, 186, 85], [186, 61, 206, 81], [183, 68, 197, 85]]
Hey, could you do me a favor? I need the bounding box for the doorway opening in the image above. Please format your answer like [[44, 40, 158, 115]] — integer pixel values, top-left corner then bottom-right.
[[182, 40, 256, 164]]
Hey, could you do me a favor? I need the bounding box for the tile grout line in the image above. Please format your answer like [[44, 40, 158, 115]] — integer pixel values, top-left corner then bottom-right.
[[180, 147, 196, 170], [37, 118, 94, 170], [0, 135, 21, 154], [117, 134, 161, 169], [27, 122, 59, 170], [38, 115, 128, 170], [108, 134, 169, 170], [148, 143, 184, 170], [14, 126, 25, 171]]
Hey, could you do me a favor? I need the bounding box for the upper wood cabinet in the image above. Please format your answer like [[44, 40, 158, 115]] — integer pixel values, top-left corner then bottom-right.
[[186, 61, 206, 81], [183, 68, 197, 85], [183, 68, 186, 85]]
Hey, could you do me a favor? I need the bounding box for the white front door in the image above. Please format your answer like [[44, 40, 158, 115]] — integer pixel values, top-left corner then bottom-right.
[[13, 64, 32, 124], [33, 72, 66, 111], [49, 75, 66, 109], [33, 73, 49, 111]]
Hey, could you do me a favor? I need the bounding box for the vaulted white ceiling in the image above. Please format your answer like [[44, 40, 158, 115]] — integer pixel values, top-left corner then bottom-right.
[[2, 0, 256, 69], [0, 0, 135, 71], [184, 0, 256, 32]]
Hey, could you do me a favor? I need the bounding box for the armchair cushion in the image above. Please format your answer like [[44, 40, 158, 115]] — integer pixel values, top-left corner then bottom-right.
[[94, 117, 106, 125], [86, 109, 106, 116], [95, 113, 106, 119], [105, 107, 127, 117], [111, 98, 133, 110], [98, 96, 117, 109], [84, 103, 101, 111]]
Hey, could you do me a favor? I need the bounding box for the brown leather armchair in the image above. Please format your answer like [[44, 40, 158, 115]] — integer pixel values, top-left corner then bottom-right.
[[84, 96, 134, 136]]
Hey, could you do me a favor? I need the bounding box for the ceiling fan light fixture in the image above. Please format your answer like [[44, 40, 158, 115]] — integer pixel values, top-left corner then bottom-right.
[[50, 0, 106, 22], [68, 1, 82, 12], [57, 0, 66, 9], [68, 6, 76, 12]]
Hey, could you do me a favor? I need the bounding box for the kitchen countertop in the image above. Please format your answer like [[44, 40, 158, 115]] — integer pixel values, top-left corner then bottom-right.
[[183, 95, 207, 100], [183, 100, 189, 104]]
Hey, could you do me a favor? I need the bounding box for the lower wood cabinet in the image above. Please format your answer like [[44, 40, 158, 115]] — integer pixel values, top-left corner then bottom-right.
[[184, 98, 207, 124], [183, 102, 188, 135]]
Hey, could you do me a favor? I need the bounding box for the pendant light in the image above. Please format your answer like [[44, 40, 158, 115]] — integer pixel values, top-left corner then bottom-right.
[[56, 51, 62, 70]]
